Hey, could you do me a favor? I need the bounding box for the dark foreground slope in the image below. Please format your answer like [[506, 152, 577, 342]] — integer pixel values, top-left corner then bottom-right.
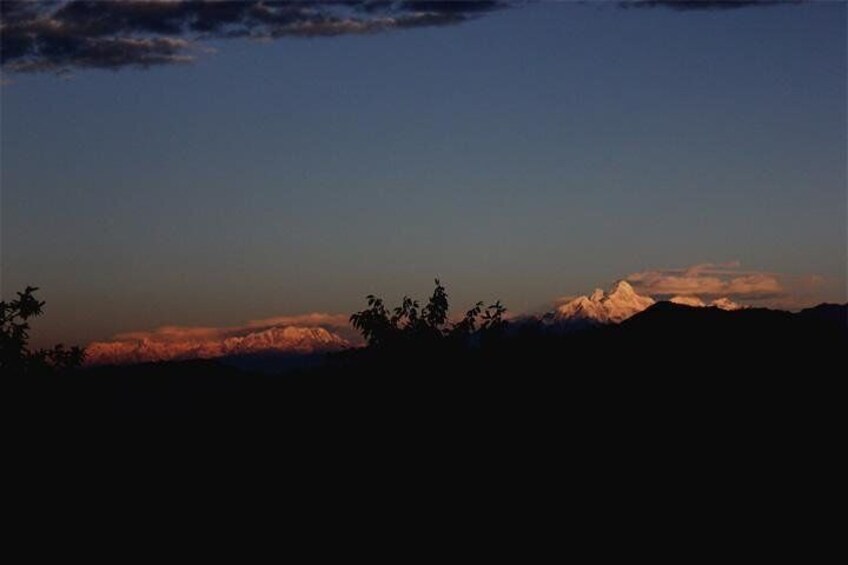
[[9, 304, 843, 552], [11, 303, 843, 529], [17, 303, 845, 432]]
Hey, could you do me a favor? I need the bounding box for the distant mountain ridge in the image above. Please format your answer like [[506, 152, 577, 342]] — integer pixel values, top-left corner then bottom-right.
[[553, 280, 655, 325], [617, 301, 847, 345], [86, 325, 349, 366], [669, 296, 743, 310], [797, 303, 848, 327], [550, 280, 744, 327], [85, 283, 844, 367]]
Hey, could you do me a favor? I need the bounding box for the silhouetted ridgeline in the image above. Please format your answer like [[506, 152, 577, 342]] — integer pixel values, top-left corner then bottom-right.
[[17, 302, 846, 432], [14, 299, 845, 526]]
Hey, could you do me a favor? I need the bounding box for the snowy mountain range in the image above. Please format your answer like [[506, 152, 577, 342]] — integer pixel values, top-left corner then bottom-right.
[[550, 280, 743, 326], [86, 281, 748, 366], [86, 326, 350, 366]]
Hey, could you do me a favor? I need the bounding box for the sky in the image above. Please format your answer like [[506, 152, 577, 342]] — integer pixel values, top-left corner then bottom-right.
[[1, 0, 846, 349]]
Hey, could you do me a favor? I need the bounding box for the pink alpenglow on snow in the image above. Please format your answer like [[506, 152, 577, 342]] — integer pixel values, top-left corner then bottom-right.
[[86, 319, 353, 366], [669, 296, 744, 310], [554, 279, 746, 326], [555, 280, 655, 324]]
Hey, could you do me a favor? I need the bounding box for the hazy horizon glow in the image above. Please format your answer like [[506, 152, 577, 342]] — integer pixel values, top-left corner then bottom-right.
[[1, 1, 845, 349]]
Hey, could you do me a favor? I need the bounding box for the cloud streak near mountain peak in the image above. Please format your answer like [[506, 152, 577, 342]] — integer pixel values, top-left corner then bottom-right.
[[626, 263, 792, 301]]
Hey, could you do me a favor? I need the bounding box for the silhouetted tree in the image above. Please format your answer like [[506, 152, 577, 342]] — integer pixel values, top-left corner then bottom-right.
[[449, 301, 484, 337], [350, 279, 506, 351], [1, 287, 84, 376], [480, 300, 507, 332], [422, 279, 449, 329]]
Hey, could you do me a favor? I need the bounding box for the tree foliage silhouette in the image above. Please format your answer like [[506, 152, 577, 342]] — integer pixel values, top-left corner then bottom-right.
[[350, 279, 507, 350], [1, 287, 84, 375]]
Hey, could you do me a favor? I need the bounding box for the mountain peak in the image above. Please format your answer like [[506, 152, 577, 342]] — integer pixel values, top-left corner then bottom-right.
[[555, 280, 655, 325], [608, 279, 636, 297]]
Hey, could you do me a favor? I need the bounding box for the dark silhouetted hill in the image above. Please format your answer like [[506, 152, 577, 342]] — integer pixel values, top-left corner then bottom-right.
[[615, 301, 845, 367], [797, 303, 848, 328], [17, 301, 845, 433], [15, 300, 843, 523]]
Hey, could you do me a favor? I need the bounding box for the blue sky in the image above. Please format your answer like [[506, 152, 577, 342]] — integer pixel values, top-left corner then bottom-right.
[[1, 1, 845, 347]]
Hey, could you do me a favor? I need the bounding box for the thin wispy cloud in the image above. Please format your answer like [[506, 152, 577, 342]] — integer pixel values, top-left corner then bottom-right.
[[0, 0, 507, 74]]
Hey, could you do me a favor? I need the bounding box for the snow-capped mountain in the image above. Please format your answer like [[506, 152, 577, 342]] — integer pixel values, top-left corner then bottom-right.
[[669, 296, 744, 311], [554, 280, 655, 325], [86, 325, 350, 366], [550, 280, 746, 327]]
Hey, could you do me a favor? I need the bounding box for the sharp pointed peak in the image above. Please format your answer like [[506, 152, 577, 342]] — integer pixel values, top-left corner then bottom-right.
[[609, 279, 635, 294], [554, 278, 654, 325]]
